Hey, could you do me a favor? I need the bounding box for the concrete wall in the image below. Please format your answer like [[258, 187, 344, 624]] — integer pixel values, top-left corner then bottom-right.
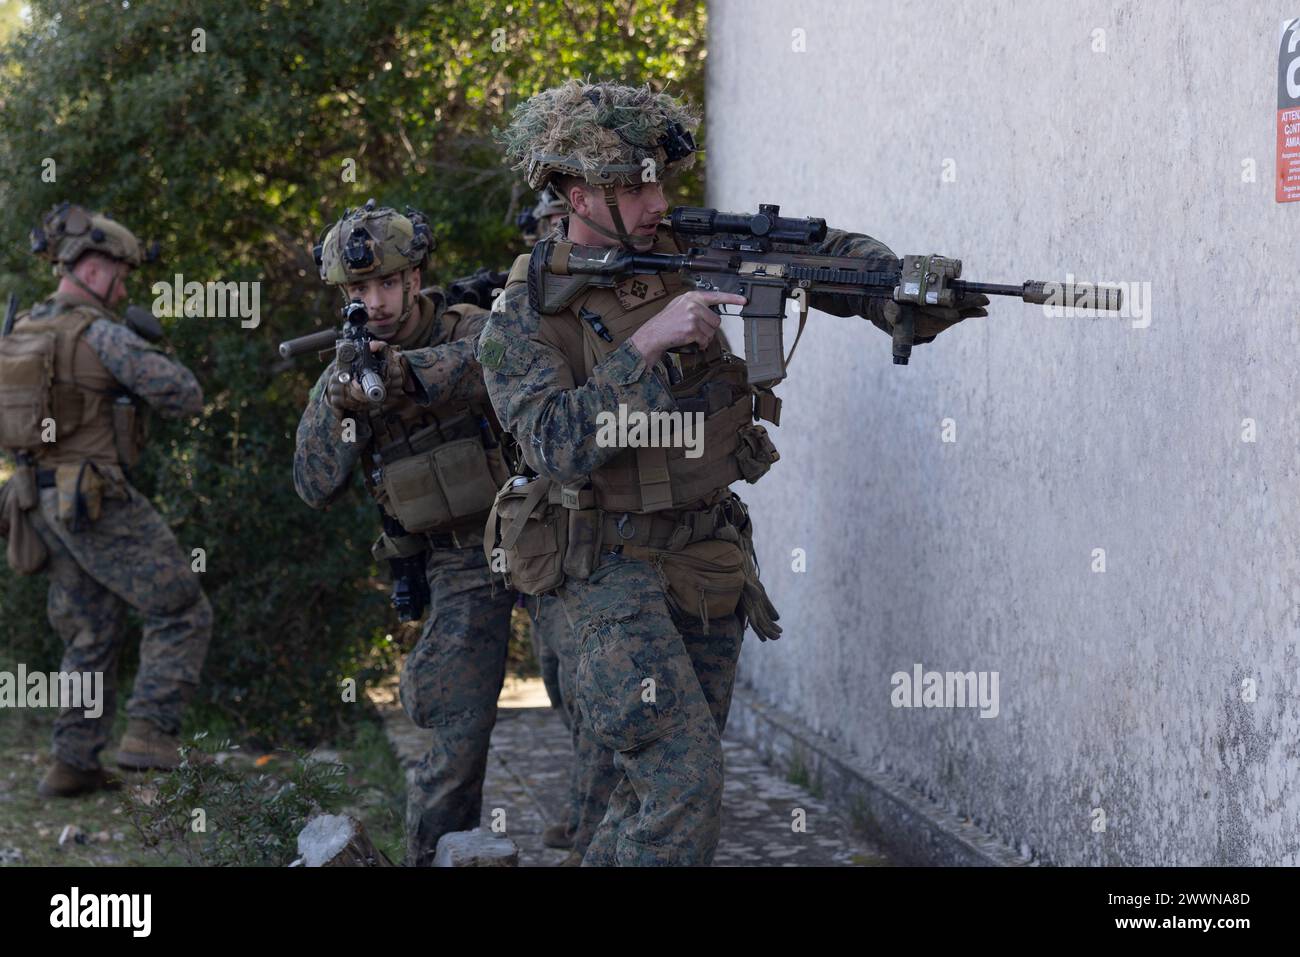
[[707, 0, 1300, 865]]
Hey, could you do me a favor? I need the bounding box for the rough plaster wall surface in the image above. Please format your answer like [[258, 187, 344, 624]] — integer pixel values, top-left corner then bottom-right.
[[707, 0, 1300, 864]]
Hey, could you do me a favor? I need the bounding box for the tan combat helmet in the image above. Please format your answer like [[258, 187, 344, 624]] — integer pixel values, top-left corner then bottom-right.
[[313, 199, 435, 324], [518, 187, 569, 245], [30, 202, 157, 309], [498, 79, 700, 250]]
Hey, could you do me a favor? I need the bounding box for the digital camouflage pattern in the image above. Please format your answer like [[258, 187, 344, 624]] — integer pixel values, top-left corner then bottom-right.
[[28, 486, 212, 770], [15, 302, 210, 772], [477, 218, 901, 864], [478, 223, 899, 484], [293, 294, 493, 508], [81, 317, 204, 417], [399, 546, 514, 865], [558, 555, 744, 866], [291, 289, 514, 865], [530, 594, 620, 857]]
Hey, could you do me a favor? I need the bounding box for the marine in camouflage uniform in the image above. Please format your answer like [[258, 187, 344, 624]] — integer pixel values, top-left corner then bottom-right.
[[516, 197, 621, 861], [0, 203, 211, 798], [291, 201, 515, 866], [477, 81, 987, 865]]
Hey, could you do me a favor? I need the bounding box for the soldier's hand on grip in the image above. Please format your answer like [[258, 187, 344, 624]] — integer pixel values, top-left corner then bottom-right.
[[629, 289, 746, 366], [324, 367, 369, 414], [368, 341, 413, 396], [906, 291, 991, 341]]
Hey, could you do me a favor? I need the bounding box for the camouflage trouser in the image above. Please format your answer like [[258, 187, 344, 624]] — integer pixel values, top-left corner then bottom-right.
[[557, 553, 745, 867], [29, 484, 212, 771], [399, 544, 514, 866], [529, 596, 565, 719], [531, 594, 620, 858]]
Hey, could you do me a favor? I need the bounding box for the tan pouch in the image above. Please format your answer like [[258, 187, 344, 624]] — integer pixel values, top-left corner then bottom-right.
[[484, 476, 566, 595], [562, 507, 601, 580], [1, 473, 48, 572], [628, 538, 747, 631], [0, 329, 56, 449], [735, 424, 780, 483], [432, 437, 500, 519], [10, 462, 38, 510], [1, 480, 48, 575], [382, 450, 454, 533], [111, 396, 146, 470], [55, 462, 105, 529]]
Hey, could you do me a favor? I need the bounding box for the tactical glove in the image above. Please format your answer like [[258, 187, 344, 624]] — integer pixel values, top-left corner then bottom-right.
[[879, 292, 990, 344], [324, 347, 412, 414]]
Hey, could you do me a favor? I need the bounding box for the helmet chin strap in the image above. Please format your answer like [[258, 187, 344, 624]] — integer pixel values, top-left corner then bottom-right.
[[567, 183, 656, 251], [59, 262, 116, 309]]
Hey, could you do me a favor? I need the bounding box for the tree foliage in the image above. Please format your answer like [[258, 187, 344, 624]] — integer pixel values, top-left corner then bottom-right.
[[0, 0, 707, 746]]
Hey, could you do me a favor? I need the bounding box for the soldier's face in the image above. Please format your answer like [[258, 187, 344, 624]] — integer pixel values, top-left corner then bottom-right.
[[76, 254, 128, 307], [571, 181, 668, 244], [343, 268, 420, 340]]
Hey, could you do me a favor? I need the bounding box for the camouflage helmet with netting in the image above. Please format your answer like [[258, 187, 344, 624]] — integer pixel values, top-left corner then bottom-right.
[[499, 79, 700, 191], [30, 202, 156, 269], [313, 199, 435, 285]]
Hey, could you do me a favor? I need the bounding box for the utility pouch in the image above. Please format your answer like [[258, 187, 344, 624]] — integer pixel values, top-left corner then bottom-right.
[[626, 538, 747, 632], [0, 478, 49, 575], [111, 396, 145, 469], [55, 461, 105, 531], [382, 451, 453, 532], [559, 486, 598, 574], [734, 423, 780, 483], [383, 437, 502, 533], [432, 437, 499, 518], [483, 476, 566, 595]]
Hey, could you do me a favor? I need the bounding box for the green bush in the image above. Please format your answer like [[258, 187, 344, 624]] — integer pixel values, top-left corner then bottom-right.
[[0, 0, 707, 748], [127, 732, 354, 867]]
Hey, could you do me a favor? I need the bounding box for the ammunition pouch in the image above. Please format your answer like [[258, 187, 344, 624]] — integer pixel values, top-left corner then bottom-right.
[[380, 428, 504, 535], [111, 396, 148, 470]]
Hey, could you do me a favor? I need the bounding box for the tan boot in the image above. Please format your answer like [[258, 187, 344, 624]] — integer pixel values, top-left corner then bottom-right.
[[37, 760, 122, 798], [115, 719, 182, 770], [542, 822, 575, 849]]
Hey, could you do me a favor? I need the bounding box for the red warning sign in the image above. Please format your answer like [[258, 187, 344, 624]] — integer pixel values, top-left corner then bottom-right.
[[1279, 18, 1300, 203]]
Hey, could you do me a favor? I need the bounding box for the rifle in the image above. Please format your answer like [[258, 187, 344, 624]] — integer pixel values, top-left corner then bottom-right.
[[122, 304, 164, 343], [2, 293, 17, 336], [278, 270, 509, 364], [528, 204, 1124, 382], [277, 300, 388, 403], [438, 268, 509, 310]]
